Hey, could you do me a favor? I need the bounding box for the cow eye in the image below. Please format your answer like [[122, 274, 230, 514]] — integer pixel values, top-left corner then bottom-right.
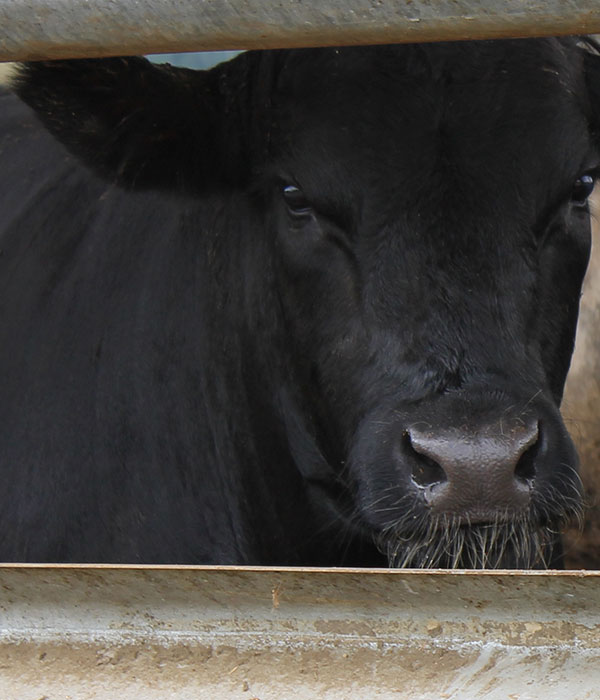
[[571, 174, 595, 206], [282, 185, 312, 216]]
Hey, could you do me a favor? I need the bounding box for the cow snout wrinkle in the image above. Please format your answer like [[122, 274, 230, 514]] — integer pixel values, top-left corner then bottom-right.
[[406, 420, 539, 519]]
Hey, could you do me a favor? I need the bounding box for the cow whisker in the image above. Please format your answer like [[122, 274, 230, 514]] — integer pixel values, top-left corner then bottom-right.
[[374, 508, 566, 569]]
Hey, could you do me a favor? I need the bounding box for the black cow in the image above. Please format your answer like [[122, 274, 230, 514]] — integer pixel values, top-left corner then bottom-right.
[[0, 37, 597, 568]]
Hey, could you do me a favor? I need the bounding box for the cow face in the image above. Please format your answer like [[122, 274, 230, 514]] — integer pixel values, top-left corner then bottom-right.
[[11, 38, 600, 568], [270, 41, 595, 567]]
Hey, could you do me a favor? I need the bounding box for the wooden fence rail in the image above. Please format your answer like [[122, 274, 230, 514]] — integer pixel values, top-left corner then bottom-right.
[[1, 0, 600, 62]]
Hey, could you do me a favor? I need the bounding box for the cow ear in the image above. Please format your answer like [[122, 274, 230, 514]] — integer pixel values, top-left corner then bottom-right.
[[12, 55, 253, 192]]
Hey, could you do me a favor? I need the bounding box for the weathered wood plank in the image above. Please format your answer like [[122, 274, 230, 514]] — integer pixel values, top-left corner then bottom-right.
[[1, 0, 600, 62]]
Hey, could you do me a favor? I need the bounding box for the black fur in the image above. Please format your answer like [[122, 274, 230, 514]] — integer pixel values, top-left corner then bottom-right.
[[0, 38, 598, 566]]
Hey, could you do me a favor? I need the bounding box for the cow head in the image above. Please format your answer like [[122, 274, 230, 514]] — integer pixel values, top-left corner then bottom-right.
[[269, 40, 597, 568], [13, 38, 600, 568]]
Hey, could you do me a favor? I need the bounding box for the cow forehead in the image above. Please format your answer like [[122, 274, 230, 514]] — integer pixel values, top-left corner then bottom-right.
[[276, 40, 585, 125], [273, 40, 591, 209]]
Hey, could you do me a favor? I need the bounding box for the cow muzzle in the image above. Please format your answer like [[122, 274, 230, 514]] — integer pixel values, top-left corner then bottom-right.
[[350, 393, 581, 568], [404, 417, 538, 520]]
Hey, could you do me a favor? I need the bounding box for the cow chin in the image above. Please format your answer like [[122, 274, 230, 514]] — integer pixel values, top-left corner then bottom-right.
[[348, 393, 583, 569], [373, 514, 572, 570]]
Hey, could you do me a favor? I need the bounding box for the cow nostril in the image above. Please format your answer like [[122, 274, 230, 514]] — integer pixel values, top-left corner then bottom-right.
[[404, 432, 447, 488], [411, 456, 447, 488], [402, 418, 540, 518], [514, 439, 538, 484]]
